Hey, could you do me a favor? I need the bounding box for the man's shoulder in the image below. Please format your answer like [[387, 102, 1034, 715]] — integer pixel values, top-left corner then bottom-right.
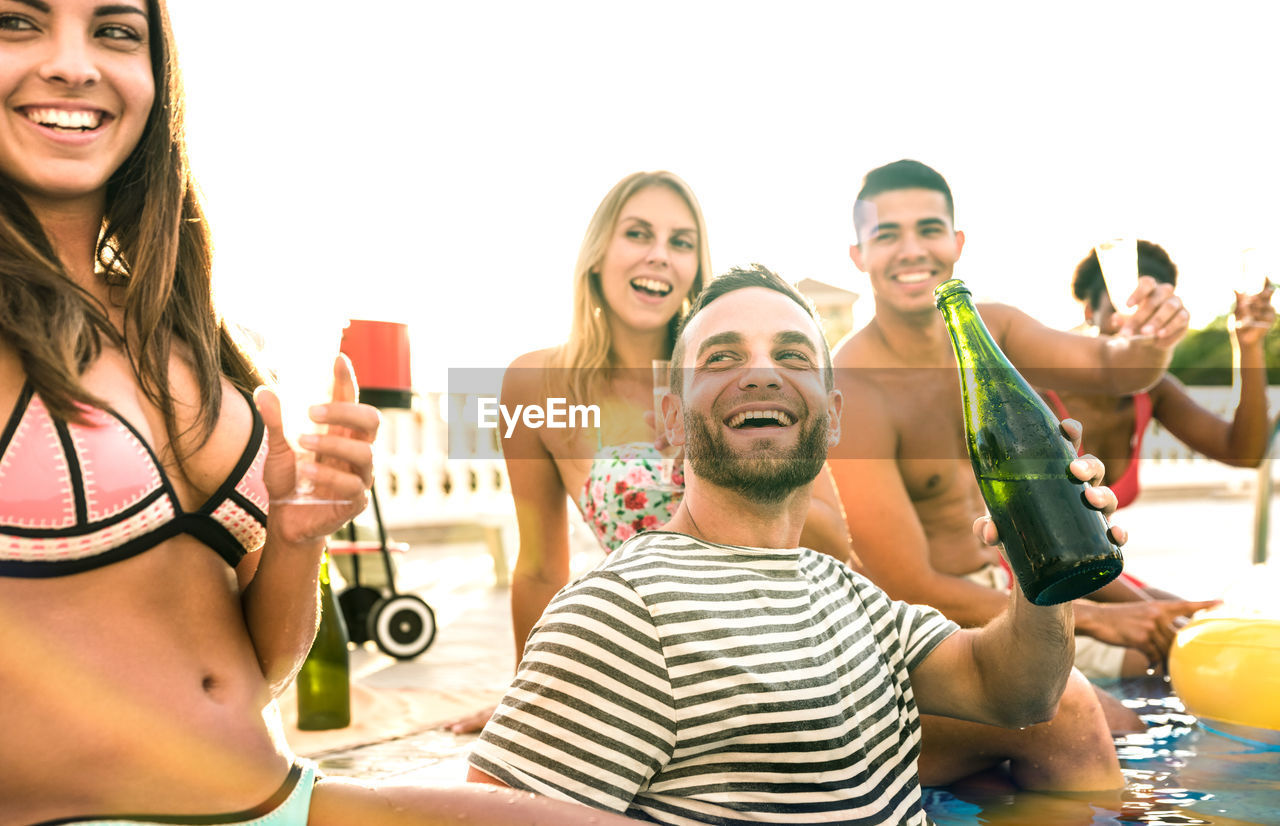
[[611, 529, 700, 556], [973, 300, 1021, 326], [831, 323, 884, 368], [550, 531, 824, 622], [798, 545, 869, 586], [830, 329, 895, 403], [543, 546, 655, 622], [581, 531, 709, 583], [972, 300, 1050, 346]]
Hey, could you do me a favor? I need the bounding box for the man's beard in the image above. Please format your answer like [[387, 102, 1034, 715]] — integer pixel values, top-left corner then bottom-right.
[[684, 408, 829, 505]]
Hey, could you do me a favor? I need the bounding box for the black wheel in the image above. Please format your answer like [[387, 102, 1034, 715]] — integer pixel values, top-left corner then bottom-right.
[[368, 594, 437, 660], [337, 586, 382, 644]]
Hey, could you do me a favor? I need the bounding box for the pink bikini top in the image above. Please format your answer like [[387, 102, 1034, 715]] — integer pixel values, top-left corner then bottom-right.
[[0, 383, 269, 577]]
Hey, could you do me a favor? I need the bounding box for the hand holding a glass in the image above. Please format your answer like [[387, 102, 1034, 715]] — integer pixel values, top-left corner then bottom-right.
[[1233, 249, 1277, 341], [1231, 283, 1276, 346], [255, 339, 381, 542], [1095, 237, 1188, 344]]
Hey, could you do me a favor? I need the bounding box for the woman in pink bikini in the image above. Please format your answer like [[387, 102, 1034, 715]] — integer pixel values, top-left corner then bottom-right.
[[0, 2, 634, 824]]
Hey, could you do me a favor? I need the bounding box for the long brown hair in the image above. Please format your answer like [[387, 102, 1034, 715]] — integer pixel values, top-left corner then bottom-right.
[[0, 0, 261, 455]]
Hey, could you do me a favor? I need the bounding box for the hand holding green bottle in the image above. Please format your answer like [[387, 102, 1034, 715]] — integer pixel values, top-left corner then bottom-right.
[[972, 418, 1126, 551], [936, 278, 1126, 605]]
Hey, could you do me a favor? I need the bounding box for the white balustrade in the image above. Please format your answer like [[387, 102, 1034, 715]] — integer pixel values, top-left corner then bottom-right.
[[368, 393, 513, 583], [369, 394, 510, 526]]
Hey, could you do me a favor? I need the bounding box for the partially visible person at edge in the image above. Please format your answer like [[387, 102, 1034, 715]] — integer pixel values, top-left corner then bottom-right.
[[466, 265, 1126, 825], [827, 160, 1219, 699], [1044, 240, 1274, 513], [0, 2, 638, 824]]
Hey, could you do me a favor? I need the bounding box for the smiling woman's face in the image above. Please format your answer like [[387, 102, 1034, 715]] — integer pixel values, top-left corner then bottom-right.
[[0, 0, 154, 212], [596, 184, 700, 337]]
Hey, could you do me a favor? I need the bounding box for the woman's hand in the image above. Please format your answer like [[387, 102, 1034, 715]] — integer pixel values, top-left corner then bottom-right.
[[1230, 279, 1276, 347], [972, 418, 1127, 548], [255, 354, 381, 545]]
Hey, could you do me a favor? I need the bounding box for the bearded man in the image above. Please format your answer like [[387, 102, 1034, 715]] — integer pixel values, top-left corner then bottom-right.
[[467, 264, 1124, 825]]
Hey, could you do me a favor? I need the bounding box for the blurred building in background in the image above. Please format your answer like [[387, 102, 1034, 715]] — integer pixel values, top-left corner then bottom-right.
[[796, 278, 861, 348]]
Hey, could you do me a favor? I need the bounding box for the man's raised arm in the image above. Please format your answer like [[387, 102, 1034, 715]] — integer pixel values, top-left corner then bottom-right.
[[989, 280, 1188, 396]]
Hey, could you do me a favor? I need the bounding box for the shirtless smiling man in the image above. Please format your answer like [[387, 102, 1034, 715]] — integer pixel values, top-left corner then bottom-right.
[[828, 160, 1219, 688]]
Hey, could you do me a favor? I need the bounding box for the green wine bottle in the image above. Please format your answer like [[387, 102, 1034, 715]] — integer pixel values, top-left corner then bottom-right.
[[934, 278, 1124, 606], [297, 550, 351, 730]]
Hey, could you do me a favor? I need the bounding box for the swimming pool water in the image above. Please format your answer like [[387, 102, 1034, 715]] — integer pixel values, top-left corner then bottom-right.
[[923, 675, 1280, 825], [311, 674, 1279, 824]]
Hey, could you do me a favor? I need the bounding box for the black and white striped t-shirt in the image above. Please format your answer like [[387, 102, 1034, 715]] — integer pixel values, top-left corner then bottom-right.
[[470, 531, 959, 825]]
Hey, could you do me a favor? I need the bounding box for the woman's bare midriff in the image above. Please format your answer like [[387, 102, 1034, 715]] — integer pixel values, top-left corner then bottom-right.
[[0, 536, 292, 826]]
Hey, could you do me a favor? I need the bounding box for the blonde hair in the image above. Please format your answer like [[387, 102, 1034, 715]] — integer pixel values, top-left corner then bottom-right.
[[552, 171, 710, 403]]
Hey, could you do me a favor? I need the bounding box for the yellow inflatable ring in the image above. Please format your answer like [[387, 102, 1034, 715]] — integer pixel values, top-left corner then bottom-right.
[[1169, 616, 1280, 734]]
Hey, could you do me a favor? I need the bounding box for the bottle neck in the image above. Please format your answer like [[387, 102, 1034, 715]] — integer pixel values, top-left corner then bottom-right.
[[937, 292, 1011, 371]]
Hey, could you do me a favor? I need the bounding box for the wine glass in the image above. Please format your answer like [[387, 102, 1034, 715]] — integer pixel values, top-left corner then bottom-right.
[[1094, 236, 1152, 340], [651, 359, 681, 491], [266, 318, 350, 505]]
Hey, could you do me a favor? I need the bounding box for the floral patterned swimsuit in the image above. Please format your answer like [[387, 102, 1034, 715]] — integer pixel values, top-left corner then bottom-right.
[[577, 442, 683, 551]]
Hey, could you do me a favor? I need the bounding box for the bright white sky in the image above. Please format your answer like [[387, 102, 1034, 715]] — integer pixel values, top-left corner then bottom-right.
[[167, 1, 1279, 392]]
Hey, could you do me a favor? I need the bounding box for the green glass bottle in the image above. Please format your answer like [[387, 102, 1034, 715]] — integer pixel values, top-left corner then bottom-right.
[[934, 278, 1124, 606], [296, 550, 351, 730]]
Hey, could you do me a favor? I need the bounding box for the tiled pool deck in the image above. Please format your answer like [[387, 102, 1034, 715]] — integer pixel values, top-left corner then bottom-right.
[[296, 487, 1277, 792]]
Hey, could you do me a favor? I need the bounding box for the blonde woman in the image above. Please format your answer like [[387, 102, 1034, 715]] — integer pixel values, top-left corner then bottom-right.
[[444, 173, 870, 739], [499, 171, 710, 662]]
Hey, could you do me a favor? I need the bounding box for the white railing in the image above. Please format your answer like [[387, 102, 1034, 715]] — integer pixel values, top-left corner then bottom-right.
[[371, 393, 511, 530]]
